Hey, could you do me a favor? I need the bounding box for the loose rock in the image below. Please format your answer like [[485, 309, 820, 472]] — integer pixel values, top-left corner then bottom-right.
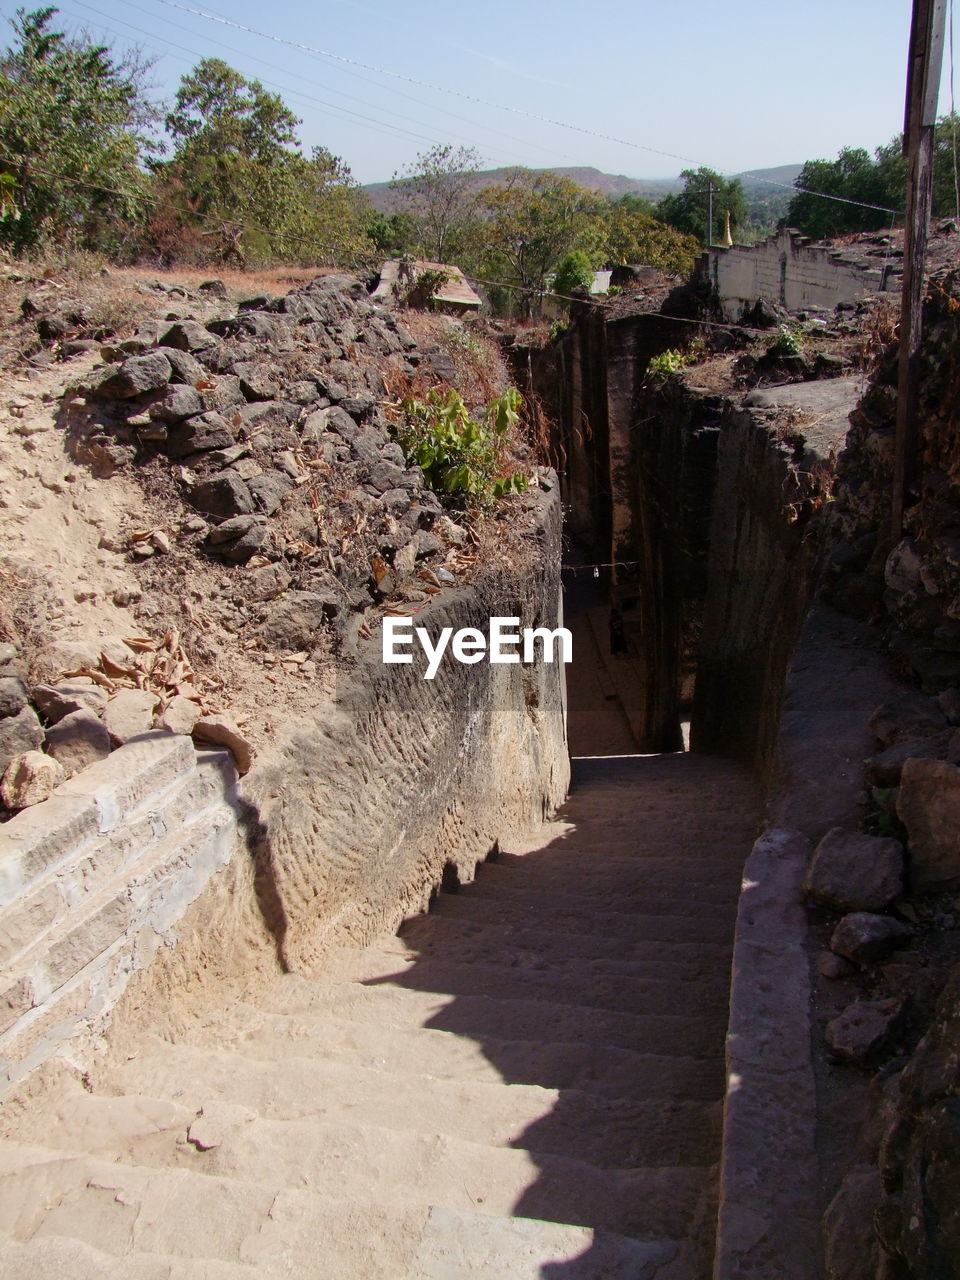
[[44, 708, 111, 777], [0, 705, 44, 774], [825, 997, 906, 1066], [805, 827, 905, 912], [831, 912, 913, 966], [1, 750, 64, 809], [192, 716, 253, 775], [103, 688, 159, 746]]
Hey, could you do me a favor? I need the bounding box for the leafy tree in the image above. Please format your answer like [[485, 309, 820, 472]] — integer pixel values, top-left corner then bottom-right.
[[149, 58, 372, 268], [598, 199, 700, 276], [656, 167, 746, 245], [473, 168, 604, 313], [390, 143, 483, 262], [786, 147, 894, 239], [165, 57, 298, 166], [785, 119, 960, 239], [0, 6, 157, 254], [366, 209, 416, 257]]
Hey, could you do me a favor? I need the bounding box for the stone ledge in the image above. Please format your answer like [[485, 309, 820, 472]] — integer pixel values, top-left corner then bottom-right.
[[55, 731, 196, 833], [714, 827, 819, 1280]]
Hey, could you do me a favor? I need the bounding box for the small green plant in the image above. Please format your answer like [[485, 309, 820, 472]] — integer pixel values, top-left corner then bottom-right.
[[395, 386, 528, 506], [646, 348, 686, 378], [548, 318, 568, 341], [767, 324, 804, 358]]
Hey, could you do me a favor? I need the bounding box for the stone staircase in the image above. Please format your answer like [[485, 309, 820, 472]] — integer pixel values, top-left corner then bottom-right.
[[0, 752, 758, 1279]]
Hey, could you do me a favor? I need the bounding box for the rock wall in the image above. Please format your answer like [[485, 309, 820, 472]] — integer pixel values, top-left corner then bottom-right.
[[707, 228, 894, 321], [238, 484, 569, 973], [0, 487, 568, 1090], [692, 405, 834, 769]]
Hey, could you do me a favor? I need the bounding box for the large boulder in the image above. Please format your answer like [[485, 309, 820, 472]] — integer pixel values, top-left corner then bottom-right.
[[897, 757, 960, 890], [805, 828, 905, 912]]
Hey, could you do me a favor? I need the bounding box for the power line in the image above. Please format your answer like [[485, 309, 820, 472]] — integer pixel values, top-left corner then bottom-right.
[[149, 0, 905, 218], [64, 0, 573, 170]]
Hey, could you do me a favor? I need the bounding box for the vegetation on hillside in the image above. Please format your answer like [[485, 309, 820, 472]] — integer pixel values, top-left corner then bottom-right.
[[787, 115, 960, 238]]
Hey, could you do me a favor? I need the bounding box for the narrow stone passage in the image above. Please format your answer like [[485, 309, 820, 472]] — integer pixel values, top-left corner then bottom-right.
[[0, 751, 758, 1279]]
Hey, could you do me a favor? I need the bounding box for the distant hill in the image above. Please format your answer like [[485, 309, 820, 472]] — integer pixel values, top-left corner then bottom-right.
[[364, 163, 803, 213]]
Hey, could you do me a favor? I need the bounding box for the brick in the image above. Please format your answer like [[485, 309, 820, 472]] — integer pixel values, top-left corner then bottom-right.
[[56, 733, 195, 832]]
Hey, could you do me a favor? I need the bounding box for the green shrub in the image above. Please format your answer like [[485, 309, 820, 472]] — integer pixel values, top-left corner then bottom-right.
[[552, 250, 594, 298], [395, 386, 528, 507], [646, 348, 686, 378], [767, 324, 804, 357]]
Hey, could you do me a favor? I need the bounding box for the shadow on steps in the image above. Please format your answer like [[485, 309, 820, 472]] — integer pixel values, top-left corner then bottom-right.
[[360, 751, 760, 1276]]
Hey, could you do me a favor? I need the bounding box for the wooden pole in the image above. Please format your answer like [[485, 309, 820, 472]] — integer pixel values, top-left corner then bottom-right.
[[891, 0, 947, 542]]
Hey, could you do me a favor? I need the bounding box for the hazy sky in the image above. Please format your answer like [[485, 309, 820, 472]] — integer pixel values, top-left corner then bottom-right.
[[2, 0, 948, 185]]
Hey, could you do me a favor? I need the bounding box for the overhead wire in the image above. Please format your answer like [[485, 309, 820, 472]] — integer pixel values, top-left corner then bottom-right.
[[148, 0, 905, 218], [64, 0, 575, 169]]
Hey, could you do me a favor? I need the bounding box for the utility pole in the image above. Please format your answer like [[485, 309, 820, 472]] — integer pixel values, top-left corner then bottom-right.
[[891, 0, 947, 541]]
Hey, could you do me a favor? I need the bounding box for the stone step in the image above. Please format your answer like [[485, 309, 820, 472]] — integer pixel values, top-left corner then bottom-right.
[[407, 1205, 679, 1280], [425, 893, 736, 945], [87, 1042, 719, 1169], [0, 1139, 431, 1276], [321, 937, 733, 993], [147, 1113, 706, 1240], [0, 1186, 676, 1280], [0, 800, 236, 1043], [0, 1231, 258, 1279], [196, 1005, 726, 1101], [468, 860, 742, 902], [308, 952, 731, 1019], [0, 733, 196, 909], [449, 878, 739, 917], [396, 912, 733, 966], [260, 976, 725, 1058], [0, 750, 235, 972]]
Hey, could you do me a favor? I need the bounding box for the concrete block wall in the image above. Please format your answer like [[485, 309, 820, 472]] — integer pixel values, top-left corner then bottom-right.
[[708, 229, 892, 320], [0, 733, 239, 1093]]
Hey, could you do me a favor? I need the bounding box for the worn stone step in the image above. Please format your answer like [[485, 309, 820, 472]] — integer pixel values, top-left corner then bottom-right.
[[260, 977, 725, 1058], [86, 1041, 719, 1170], [161, 1114, 706, 1240], [407, 1205, 679, 1280], [396, 912, 733, 967], [0, 750, 235, 971], [0, 1139, 431, 1276], [321, 938, 733, 995], [196, 1004, 726, 1101], [451, 878, 739, 917], [0, 733, 196, 909], [469, 860, 742, 901], [309, 953, 730, 1019], [0, 1231, 258, 1279], [425, 893, 736, 945], [0, 801, 236, 1043]]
